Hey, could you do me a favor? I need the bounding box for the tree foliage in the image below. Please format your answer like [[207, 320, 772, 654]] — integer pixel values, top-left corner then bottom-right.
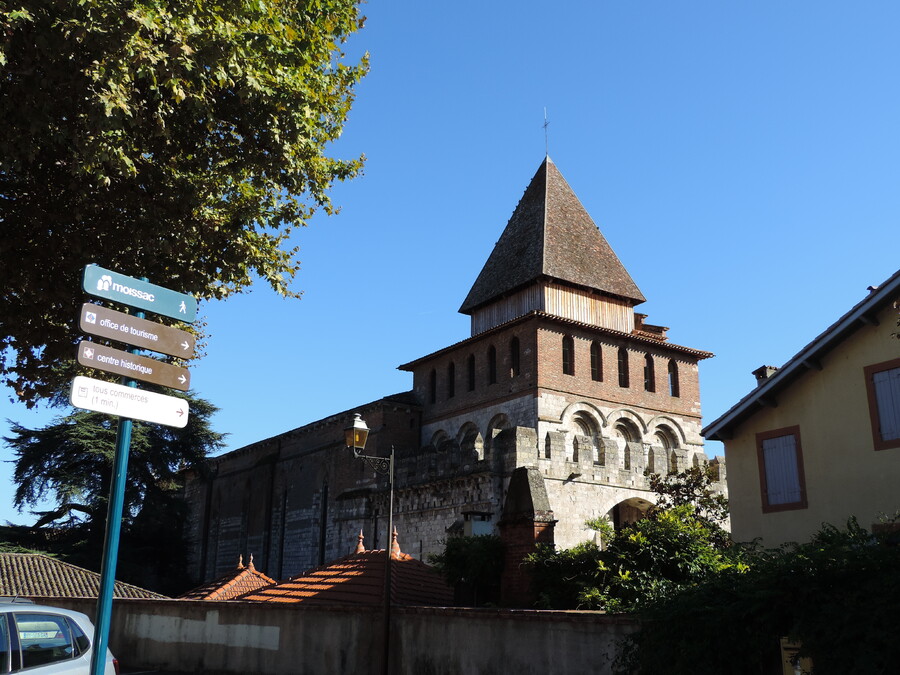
[[617, 519, 900, 675], [3, 390, 224, 593], [529, 466, 737, 611], [0, 0, 368, 403], [429, 534, 504, 606]]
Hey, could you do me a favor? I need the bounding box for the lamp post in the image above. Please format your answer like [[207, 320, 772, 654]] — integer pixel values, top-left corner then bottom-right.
[[344, 413, 394, 675]]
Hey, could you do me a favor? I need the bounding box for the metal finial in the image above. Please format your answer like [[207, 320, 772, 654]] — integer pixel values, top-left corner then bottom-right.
[[543, 108, 550, 157]]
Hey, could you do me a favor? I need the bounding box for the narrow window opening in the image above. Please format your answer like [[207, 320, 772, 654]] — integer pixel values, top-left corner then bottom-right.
[[644, 354, 656, 392], [510, 337, 521, 377], [618, 347, 629, 388], [668, 360, 680, 398], [488, 346, 497, 385], [590, 342, 603, 382], [562, 335, 575, 376]]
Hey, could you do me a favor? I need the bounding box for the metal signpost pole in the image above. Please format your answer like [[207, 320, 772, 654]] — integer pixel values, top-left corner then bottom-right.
[[76, 265, 197, 675], [89, 309, 144, 675]]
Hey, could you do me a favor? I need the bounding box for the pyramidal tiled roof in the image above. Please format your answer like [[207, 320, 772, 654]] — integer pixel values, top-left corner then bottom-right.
[[0, 553, 167, 599], [239, 530, 453, 607], [179, 555, 276, 601], [460, 157, 645, 314]]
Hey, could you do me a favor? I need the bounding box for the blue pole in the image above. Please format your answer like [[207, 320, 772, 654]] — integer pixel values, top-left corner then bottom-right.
[[89, 305, 144, 675]]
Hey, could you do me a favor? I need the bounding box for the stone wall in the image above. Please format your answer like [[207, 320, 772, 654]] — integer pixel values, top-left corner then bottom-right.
[[47, 597, 638, 675]]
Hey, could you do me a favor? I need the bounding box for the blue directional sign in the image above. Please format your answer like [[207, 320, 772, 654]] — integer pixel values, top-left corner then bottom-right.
[[83, 264, 197, 322]]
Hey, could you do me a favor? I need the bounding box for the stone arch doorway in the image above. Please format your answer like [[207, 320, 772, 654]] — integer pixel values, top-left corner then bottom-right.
[[607, 497, 653, 531]]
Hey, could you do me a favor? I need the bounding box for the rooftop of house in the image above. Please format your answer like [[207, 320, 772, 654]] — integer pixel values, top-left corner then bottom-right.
[[238, 530, 453, 607], [459, 156, 646, 315], [703, 266, 900, 441], [0, 553, 167, 600], [179, 554, 276, 601]]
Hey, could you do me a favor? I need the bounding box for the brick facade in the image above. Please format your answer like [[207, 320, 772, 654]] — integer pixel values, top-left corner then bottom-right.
[[183, 158, 725, 587]]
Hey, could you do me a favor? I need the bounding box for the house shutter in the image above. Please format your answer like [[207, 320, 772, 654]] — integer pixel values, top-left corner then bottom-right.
[[762, 434, 801, 505], [873, 366, 900, 442]]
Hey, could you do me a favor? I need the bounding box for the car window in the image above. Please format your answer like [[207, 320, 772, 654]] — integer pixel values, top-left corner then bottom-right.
[[66, 617, 90, 657], [12, 612, 76, 669], [0, 614, 10, 672]]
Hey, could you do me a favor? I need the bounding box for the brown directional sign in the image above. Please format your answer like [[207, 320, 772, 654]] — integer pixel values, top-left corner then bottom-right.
[[77, 341, 191, 391], [79, 303, 195, 358]]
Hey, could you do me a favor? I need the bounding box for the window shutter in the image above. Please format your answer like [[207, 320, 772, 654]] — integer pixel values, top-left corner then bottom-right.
[[873, 367, 900, 442], [762, 434, 801, 505]]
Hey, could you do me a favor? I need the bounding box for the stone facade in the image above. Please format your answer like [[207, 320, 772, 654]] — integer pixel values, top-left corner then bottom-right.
[[184, 158, 725, 584]]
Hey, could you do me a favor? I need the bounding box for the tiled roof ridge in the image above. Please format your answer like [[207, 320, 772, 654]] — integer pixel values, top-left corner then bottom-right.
[[236, 530, 452, 606], [179, 554, 276, 600], [0, 552, 166, 599]]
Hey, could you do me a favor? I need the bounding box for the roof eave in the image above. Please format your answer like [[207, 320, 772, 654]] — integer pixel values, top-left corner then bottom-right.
[[702, 268, 900, 442]]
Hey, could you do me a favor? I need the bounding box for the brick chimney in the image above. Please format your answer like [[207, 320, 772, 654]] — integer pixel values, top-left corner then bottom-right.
[[752, 365, 779, 386]]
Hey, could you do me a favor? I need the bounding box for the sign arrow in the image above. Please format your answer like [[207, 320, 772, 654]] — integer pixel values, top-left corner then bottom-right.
[[80, 304, 195, 359], [77, 340, 191, 391], [70, 376, 190, 428]]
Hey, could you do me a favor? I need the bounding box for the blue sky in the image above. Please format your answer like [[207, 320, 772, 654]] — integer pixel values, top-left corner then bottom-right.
[[2, 1, 899, 525]]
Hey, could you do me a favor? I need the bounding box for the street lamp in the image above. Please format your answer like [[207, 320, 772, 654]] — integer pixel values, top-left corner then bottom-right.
[[344, 413, 394, 675]]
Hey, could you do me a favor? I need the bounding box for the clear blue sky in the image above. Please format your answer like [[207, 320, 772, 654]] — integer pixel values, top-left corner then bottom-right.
[[2, 1, 899, 525]]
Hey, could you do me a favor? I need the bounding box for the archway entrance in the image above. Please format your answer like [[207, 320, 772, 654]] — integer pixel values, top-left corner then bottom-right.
[[608, 497, 653, 531]]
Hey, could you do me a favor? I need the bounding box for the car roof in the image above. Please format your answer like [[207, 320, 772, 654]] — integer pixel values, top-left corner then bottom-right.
[[0, 601, 92, 622]]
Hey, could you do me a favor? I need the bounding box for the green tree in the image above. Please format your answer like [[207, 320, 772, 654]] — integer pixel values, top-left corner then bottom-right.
[[429, 535, 504, 606], [617, 519, 900, 675], [0, 0, 368, 403], [4, 390, 224, 593], [529, 466, 739, 611]]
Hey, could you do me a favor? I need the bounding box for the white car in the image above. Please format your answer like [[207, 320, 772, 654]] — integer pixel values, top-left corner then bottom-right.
[[0, 599, 119, 674]]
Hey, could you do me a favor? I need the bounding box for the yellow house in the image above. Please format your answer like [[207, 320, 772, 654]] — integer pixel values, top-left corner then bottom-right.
[[703, 269, 900, 546]]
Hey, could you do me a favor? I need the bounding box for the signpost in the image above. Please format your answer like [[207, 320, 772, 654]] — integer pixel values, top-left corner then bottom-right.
[[79, 304, 195, 358], [77, 341, 191, 391], [83, 264, 198, 322], [74, 266, 198, 675], [70, 375, 190, 427]]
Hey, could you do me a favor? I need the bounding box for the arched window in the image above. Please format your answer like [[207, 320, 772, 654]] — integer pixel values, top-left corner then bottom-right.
[[429, 369, 437, 404], [614, 421, 638, 471], [467, 354, 476, 391], [447, 361, 455, 399], [668, 360, 680, 397], [510, 337, 521, 377], [488, 345, 497, 384], [618, 347, 630, 388], [590, 341, 603, 382], [572, 437, 580, 462], [647, 447, 656, 474], [644, 354, 656, 392], [562, 335, 575, 375], [544, 433, 552, 459]]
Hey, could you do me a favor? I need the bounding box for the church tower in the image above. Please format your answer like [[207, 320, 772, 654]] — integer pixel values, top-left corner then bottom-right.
[[400, 157, 717, 547], [185, 157, 724, 584]]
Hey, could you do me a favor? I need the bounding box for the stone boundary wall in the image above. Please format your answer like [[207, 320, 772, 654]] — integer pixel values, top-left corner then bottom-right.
[[44, 598, 637, 675]]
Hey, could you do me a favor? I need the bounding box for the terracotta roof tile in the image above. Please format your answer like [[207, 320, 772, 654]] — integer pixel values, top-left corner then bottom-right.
[[240, 532, 452, 607], [179, 555, 276, 601], [0, 553, 166, 599]]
